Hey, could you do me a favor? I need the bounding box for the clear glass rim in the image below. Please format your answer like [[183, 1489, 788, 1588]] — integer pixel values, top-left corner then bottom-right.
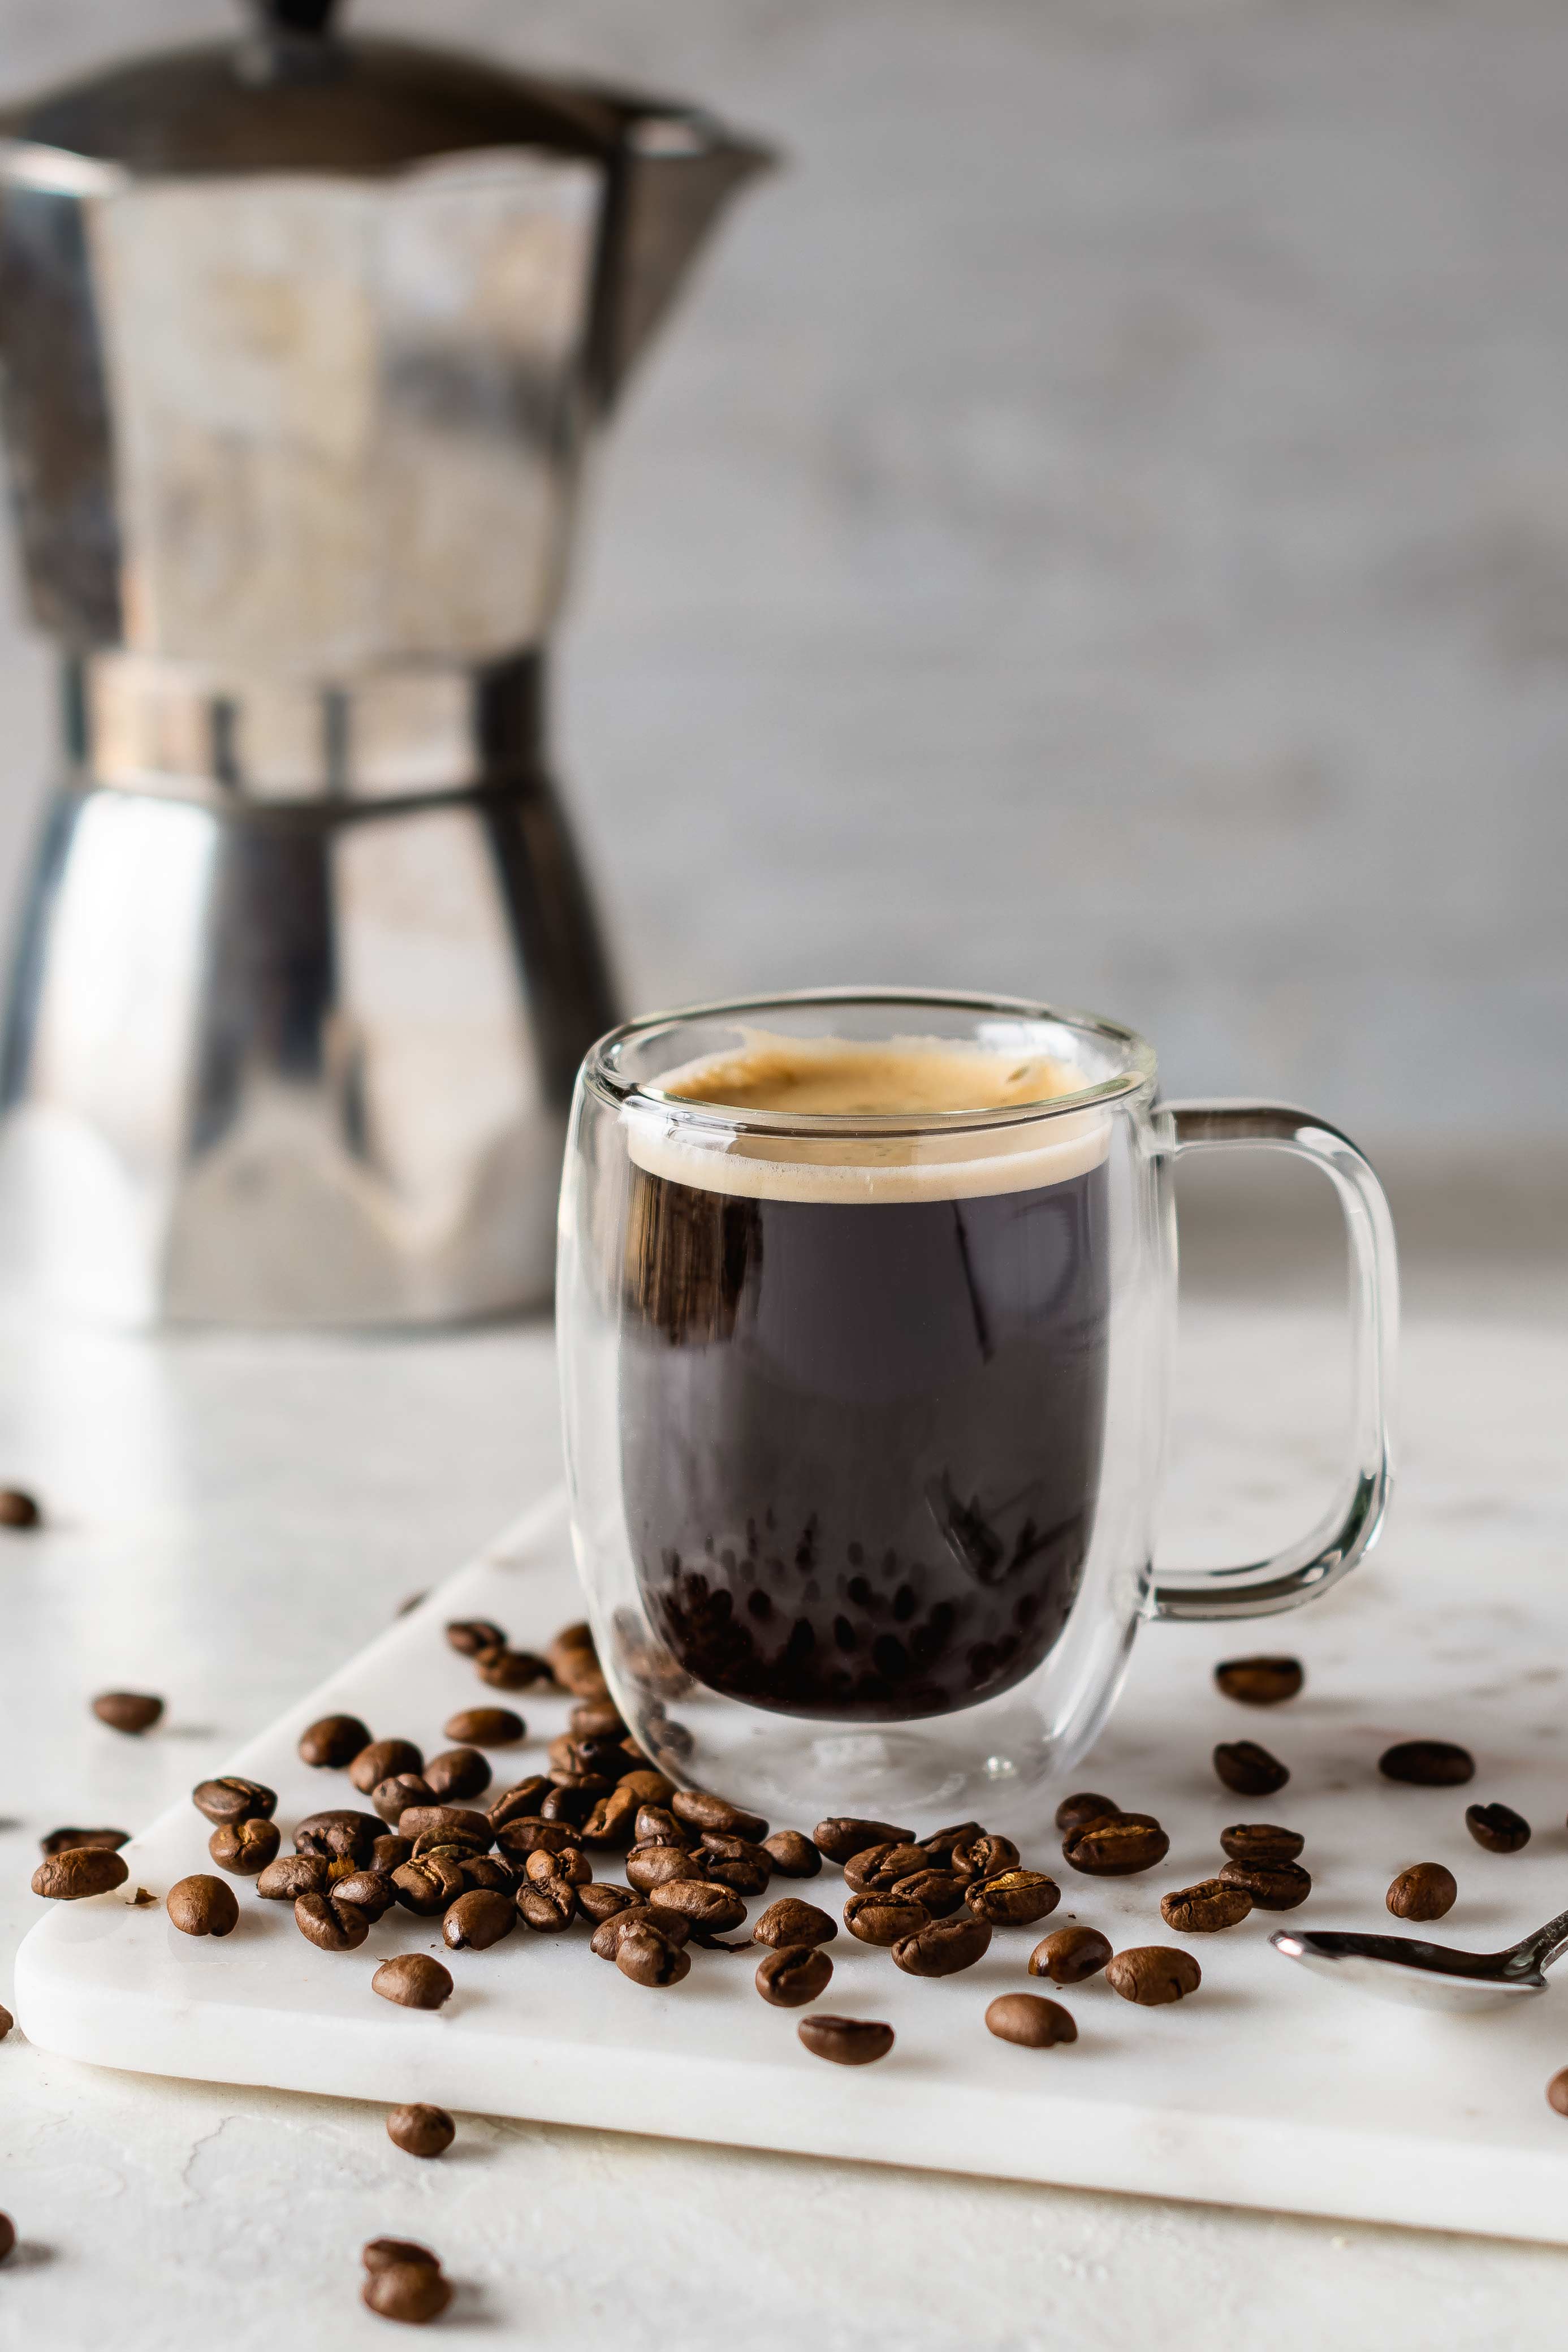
[[582, 986, 1158, 1140]]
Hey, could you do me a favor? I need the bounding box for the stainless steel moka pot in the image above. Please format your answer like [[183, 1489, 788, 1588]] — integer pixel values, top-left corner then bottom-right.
[[0, 0, 771, 1324]]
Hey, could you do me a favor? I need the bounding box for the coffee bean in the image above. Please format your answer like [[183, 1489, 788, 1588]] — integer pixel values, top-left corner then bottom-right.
[[423, 1748, 491, 1803], [92, 1691, 163, 1734], [571, 1699, 628, 1740], [615, 1921, 691, 1987], [797, 2014, 894, 2066], [1062, 1814, 1169, 1876], [494, 1818, 576, 1860], [752, 1897, 837, 1949], [1219, 1823, 1305, 1864], [31, 1848, 128, 1900], [362, 2260, 452, 2324], [1160, 1878, 1252, 1933], [169, 1875, 239, 1937], [841, 1841, 930, 1894], [627, 1842, 701, 1894], [192, 1776, 277, 1827], [455, 1855, 514, 1895], [442, 1709, 524, 1753], [0, 2213, 12, 2261], [1466, 1802, 1530, 1854], [578, 1786, 639, 1848], [476, 1646, 551, 1690], [392, 1854, 467, 1914], [443, 1888, 516, 1949], [814, 1817, 914, 1865], [589, 1905, 691, 1962], [917, 1819, 986, 1861], [671, 1789, 768, 1841], [372, 1834, 411, 1875], [515, 1876, 577, 1933], [755, 1943, 833, 2006], [373, 1774, 435, 1826], [966, 1870, 1061, 1928], [446, 1617, 506, 1656], [1213, 1740, 1289, 1797], [330, 1869, 395, 1921], [349, 1738, 423, 1796], [1219, 1857, 1311, 1911], [1214, 1654, 1304, 1706], [1029, 1924, 1112, 1983], [1387, 1862, 1457, 1921], [1379, 1739, 1475, 1787], [949, 1832, 1021, 1884], [548, 1624, 608, 1699], [293, 1809, 385, 1865], [1547, 2069, 1568, 2118], [257, 1854, 329, 1900], [617, 1769, 676, 1807], [892, 1913, 992, 1977], [577, 1881, 638, 1926], [38, 1826, 127, 1857], [298, 1714, 372, 1769], [844, 1891, 928, 1946], [986, 1993, 1077, 2048], [633, 1804, 689, 1847], [1053, 1792, 1120, 1836], [1106, 1945, 1201, 2005], [295, 1891, 370, 1951], [648, 1880, 746, 1933], [488, 1777, 550, 1829], [387, 2104, 454, 2159], [398, 1805, 491, 1850], [209, 1817, 280, 1876], [373, 1954, 453, 2009], [538, 1780, 608, 1829], [525, 1842, 590, 1888], [362, 2238, 439, 2276], [0, 2004, 11, 2040], [762, 1829, 823, 1879], [891, 1867, 964, 1917], [699, 1832, 773, 1894], [0, 1486, 39, 1528]]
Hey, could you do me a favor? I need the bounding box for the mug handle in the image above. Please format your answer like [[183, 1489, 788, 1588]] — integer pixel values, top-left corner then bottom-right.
[[1148, 1101, 1398, 1621]]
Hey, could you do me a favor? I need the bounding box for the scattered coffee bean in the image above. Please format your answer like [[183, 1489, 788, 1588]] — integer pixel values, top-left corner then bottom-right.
[[814, 1817, 914, 1864], [1379, 1739, 1475, 1787], [454, 1855, 513, 1895], [633, 1804, 689, 1846], [298, 1713, 372, 1769], [38, 1826, 127, 1857], [398, 1805, 491, 1850], [362, 2260, 452, 2325], [627, 1842, 701, 1894], [349, 1738, 423, 1796], [373, 1954, 453, 2010], [515, 1876, 577, 1934], [488, 1776, 550, 1829], [577, 1786, 639, 1848], [363, 2238, 440, 2276], [1219, 1823, 1304, 1864], [798, 2014, 894, 2066], [387, 2104, 454, 2159], [331, 1869, 396, 1921], [92, 1691, 163, 1734], [476, 1646, 552, 1690], [0, 2213, 12, 2261], [762, 1829, 822, 1879], [168, 1875, 239, 1937], [1213, 1740, 1289, 1797], [442, 1706, 524, 1747], [548, 1623, 608, 1699], [1160, 1878, 1252, 1933], [372, 1834, 411, 1875], [617, 1769, 676, 1806], [391, 1854, 465, 1915], [494, 1818, 576, 1861], [949, 1832, 1021, 1884], [589, 1905, 691, 1962], [917, 1819, 986, 1861], [1218, 1857, 1311, 1911], [257, 1854, 330, 1901], [295, 1891, 370, 1951], [525, 1842, 590, 1888], [191, 1776, 277, 1827], [1053, 1793, 1120, 1836], [1062, 1814, 1169, 1876], [671, 1789, 768, 1841], [0, 1486, 40, 1528], [1547, 2069, 1568, 2118], [1386, 1862, 1457, 1921], [1466, 1802, 1530, 1854], [752, 1897, 837, 1949], [699, 1831, 772, 1894], [892, 1913, 992, 1978], [1106, 1945, 1202, 2005], [844, 1891, 928, 1947], [615, 1921, 691, 1987], [0, 2004, 11, 2040], [209, 1818, 280, 1876], [293, 1810, 386, 1866], [1214, 1654, 1304, 1706], [647, 1880, 747, 1934], [577, 1881, 638, 1926], [844, 1841, 934, 1894], [571, 1699, 627, 1740], [372, 1774, 434, 1826], [446, 1618, 506, 1656], [31, 1848, 128, 1900], [966, 1870, 1061, 1927], [443, 1889, 516, 1950], [986, 1993, 1077, 2048], [756, 1944, 834, 2006], [423, 1748, 491, 1803], [1030, 1924, 1113, 1983]]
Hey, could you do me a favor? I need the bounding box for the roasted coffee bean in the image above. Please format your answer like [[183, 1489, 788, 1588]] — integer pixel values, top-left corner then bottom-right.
[[1062, 1814, 1169, 1877], [1029, 1924, 1113, 1983], [488, 1777, 550, 1829], [372, 1954, 453, 2010], [569, 1732, 640, 1777], [192, 1776, 277, 1827], [209, 1817, 280, 1876], [949, 1832, 1021, 1885], [844, 1891, 928, 1946], [671, 1788, 768, 1841], [917, 1819, 986, 1861], [577, 1881, 638, 1926], [32, 1848, 128, 1900], [647, 1879, 747, 1933], [373, 1774, 435, 1826], [891, 1867, 964, 1917], [330, 1869, 395, 1921], [446, 1617, 506, 1656], [699, 1832, 773, 1894], [814, 1816, 914, 1864], [476, 1645, 551, 1690], [423, 1748, 491, 1803], [167, 1874, 239, 1937], [892, 1912, 992, 1978], [350, 1738, 423, 1796], [577, 1787, 639, 1848], [392, 1854, 468, 1915], [844, 1841, 933, 1894], [549, 1629, 608, 1701], [1053, 1792, 1120, 1836], [524, 1843, 590, 1888], [1379, 1738, 1475, 1787], [1160, 1878, 1252, 1933], [494, 1818, 576, 1860], [571, 1699, 628, 1740], [1387, 1862, 1457, 1921], [457, 1855, 514, 1895], [371, 1833, 412, 1875], [1106, 1945, 1202, 2005], [986, 1993, 1077, 2048], [616, 1922, 690, 1986], [362, 2260, 452, 2325], [297, 1712, 373, 1769], [1214, 1654, 1304, 1706], [38, 1826, 127, 1857], [1547, 2069, 1568, 2119], [0, 1486, 39, 1528], [798, 2014, 894, 2066], [966, 1870, 1061, 1928], [755, 1944, 833, 2006], [257, 1854, 330, 1901], [294, 1891, 370, 1951], [617, 1768, 676, 1807], [0, 2004, 10, 2040], [92, 1690, 163, 1734], [1219, 1823, 1305, 1864], [0, 2212, 12, 2260], [1213, 1740, 1289, 1797], [442, 1706, 524, 1749], [387, 2104, 454, 2159], [538, 1780, 610, 1828], [633, 1804, 689, 1847], [443, 1888, 516, 1950], [1466, 1801, 1531, 1853], [590, 1905, 691, 1961], [362, 2238, 440, 2276], [398, 1805, 491, 1850], [626, 1841, 702, 1894], [762, 1829, 822, 1879], [516, 1878, 577, 1933], [1219, 1857, 1311, 1911], [752, 1897, 837, 1949]]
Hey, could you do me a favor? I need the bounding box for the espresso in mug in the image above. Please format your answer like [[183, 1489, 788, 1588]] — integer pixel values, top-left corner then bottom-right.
[[619, 1037, 1109, 1723]]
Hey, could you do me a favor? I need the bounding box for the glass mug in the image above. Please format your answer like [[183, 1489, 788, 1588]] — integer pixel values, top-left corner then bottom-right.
[[557, 988, 1396, 1822]]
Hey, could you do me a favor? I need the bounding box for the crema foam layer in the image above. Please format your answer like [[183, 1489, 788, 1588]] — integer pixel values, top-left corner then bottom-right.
[[625, 1032, 1109, 1203]]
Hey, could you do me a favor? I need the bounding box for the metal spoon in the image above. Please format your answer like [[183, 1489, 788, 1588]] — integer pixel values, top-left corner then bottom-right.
[[1271, 1906, 1568, 2011]]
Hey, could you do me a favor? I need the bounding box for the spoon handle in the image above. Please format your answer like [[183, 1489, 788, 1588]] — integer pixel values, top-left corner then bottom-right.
[[1509, 1908, 1568, 1974]]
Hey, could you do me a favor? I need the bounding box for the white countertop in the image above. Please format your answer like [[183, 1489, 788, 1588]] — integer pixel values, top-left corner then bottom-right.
[[3, 1283, 1568, 2349]]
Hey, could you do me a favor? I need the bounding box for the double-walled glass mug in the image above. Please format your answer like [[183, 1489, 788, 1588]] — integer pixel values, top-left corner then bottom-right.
[[557, 988, 1397, 1823]]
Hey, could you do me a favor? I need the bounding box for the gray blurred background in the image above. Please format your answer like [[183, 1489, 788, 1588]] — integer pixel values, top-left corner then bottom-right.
[[1, 0, 1564, 1293]]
